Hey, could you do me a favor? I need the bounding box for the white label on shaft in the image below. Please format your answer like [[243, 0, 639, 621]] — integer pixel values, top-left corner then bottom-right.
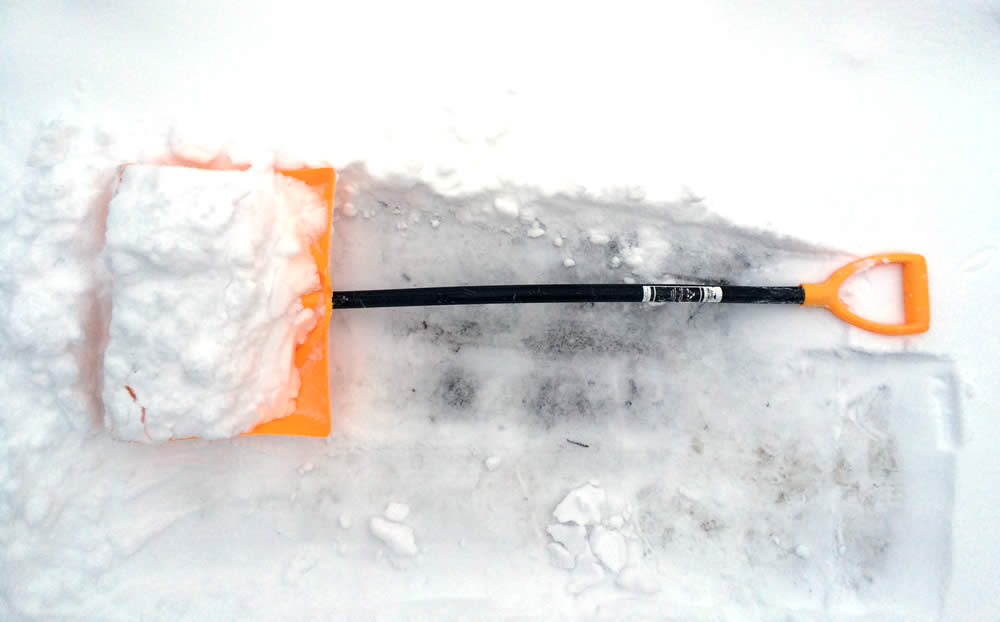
[[646, 286, 724, 303], [703, 286, 723, 303]]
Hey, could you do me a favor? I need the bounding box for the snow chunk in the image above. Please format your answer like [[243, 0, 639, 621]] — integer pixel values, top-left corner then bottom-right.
[[385, 502, 410, 522], [493, 195, 520, 218], [553, 483, 606, 525], [588, 230, 611, 245], [617, 565, 661, 594], [547, 523, 589, 557], [168, 124, 225, 165], [370, 516, 418, 557], [101, 166, 328, 442], [338, 512, 352, 529], [547, 542, 575, 570], [282, 549, 319, 586], [563, 258, 576, 268], [589, 526, 628, 573], [527, 224, 546, 238], [623, 246, 645, 267], [621, 229, 673, 278], [484, 455, 502, 471], [795, 544, 811, 559], [23, 491, 51, 526], [568, 551, 605, 594]]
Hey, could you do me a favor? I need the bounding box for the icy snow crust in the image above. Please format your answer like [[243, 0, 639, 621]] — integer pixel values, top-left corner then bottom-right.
[[102, 165, 327, 442]]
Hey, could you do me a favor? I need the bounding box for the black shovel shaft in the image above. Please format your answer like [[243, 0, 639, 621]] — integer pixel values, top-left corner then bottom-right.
[[331, 284, 804, 309]]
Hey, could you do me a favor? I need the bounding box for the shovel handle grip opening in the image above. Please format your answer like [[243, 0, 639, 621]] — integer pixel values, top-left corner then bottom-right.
[[801, 253, 930, 335]]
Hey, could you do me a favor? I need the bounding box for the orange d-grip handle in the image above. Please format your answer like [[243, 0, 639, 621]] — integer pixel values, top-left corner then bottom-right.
[[801, 253, 930, 335]]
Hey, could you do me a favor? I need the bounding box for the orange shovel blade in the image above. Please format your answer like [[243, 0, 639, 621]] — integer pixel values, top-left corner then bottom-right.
[[249, 167, 335, 437]]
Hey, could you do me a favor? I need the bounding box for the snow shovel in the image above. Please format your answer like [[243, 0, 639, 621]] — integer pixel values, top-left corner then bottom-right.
[[133, 167, 929, 439]]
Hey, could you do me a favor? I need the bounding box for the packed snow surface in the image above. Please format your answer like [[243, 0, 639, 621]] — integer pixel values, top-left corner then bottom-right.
[[102, 165, 328, 442]]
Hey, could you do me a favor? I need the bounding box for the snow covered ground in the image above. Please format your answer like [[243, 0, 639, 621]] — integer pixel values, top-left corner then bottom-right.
[[2, 1, 998, 620]]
